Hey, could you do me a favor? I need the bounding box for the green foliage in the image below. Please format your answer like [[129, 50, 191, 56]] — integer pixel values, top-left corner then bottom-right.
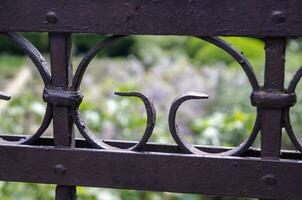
[[0, 182, 55, 200], [0, 33, 49, 55], [0, 35, 24, 55], [130, 36, 187, 67], [0, 33, 265, 71], [73, 34, 135, 57], [186, 37, 264, 69], [131, 36, 264, 70], [0, 91, 45, 134], [0, 33, 134, 57], [191, 110, 255, 147], [23, 33, 49, 53], [0, 55, 24, 76]]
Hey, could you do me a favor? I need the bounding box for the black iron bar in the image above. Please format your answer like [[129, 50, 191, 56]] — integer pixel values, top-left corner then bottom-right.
[[49, 32, 77, 200], [0, 144, 302, 199], [1, 0, 302, 36], [260, 38, 286, 200]]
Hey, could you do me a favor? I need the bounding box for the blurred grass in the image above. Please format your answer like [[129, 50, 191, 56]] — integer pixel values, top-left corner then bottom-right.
[[0, 55, 24, 76]]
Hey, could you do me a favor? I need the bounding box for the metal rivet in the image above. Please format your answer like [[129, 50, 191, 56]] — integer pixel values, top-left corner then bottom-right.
[[54, 164, 66, 175], [271, 11, 286, 23], [261, 174, 277, 186], [46, 11, 58, 24]]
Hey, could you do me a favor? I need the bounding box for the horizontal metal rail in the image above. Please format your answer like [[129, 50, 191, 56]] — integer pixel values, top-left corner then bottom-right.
[[0, 141, 301, 200], [0, 0, 302, 36], [2, 134, 302, 160]]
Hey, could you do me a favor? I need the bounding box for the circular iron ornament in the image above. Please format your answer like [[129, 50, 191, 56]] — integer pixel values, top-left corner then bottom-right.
[[283, 66, 302, 153], [71, 35, 260, 152], [71, 35, 156, 150], [169, 36, 262, 156], [0, 32, 52, 145]]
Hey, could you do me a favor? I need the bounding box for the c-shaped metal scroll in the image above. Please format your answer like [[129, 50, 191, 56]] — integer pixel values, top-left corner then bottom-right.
[[168, 36, 261, 156], [72, 91, 156, 150], [71, 35, 157, 150], [283, 66, 302, 153], [0, 33, 52, 145], [169, 92, 261, 156]]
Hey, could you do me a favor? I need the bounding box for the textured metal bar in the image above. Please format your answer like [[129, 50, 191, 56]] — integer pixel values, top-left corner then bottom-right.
[[7, 135, 302, 162], [0, 144, 301, 200], [261, 38, 285, 159], [56, 186, 77, 200], [49, 33, 74, 147], [2, 134, 302, 160], [49, 33, 77, 200], [260, 38, 286, 200], [1, 0, 302, 36]]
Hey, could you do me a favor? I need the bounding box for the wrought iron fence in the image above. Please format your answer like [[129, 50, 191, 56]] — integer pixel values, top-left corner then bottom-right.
[[1, 0, 302, 199]]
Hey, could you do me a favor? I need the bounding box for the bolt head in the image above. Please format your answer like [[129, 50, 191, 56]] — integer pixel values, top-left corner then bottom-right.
[[54, 164, 66, 175], [271, 11, 286, 23], [46, 11, 58, 24], [262, 174, 277, 186]]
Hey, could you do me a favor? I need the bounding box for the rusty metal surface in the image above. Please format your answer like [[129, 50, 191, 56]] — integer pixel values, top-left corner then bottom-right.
[[0, 144, 302, 200], [0, 1, 302, 200], [49, 32, 77, 200], [2, 135, 302, 159], [1, 0, 302, 36]]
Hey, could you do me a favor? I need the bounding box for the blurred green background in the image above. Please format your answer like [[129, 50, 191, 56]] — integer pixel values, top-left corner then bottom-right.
[[1, 33, 302, 200]]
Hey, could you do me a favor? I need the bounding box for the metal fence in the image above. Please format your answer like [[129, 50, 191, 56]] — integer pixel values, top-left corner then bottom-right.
[[1, 0, 302, 199]]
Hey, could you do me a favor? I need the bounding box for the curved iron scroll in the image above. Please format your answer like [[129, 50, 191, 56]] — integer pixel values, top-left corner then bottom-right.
[[68, 35, 156, 150], [68, 35, 262, 154], [72, 92, 156, 150], [0, 33, 52, 145], [283, 66, 302, 153], [169, 93, 261, 156], [167, 36, 261, 156]]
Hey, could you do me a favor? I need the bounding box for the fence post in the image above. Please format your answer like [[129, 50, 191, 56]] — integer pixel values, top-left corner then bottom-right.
[[260, 37, 286, 200], [49, 32, 77, 200]]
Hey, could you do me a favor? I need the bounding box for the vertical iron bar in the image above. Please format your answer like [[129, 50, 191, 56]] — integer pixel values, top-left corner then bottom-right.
[[261, 37, 286, 159], [260, 37, 286, 200], [49, 32, 77, 200], [56, 186, 77, 200]]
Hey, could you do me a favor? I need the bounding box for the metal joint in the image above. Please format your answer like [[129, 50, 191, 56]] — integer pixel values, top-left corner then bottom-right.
[[43, 87, 83, 108], [251, 90, 296, 109]]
